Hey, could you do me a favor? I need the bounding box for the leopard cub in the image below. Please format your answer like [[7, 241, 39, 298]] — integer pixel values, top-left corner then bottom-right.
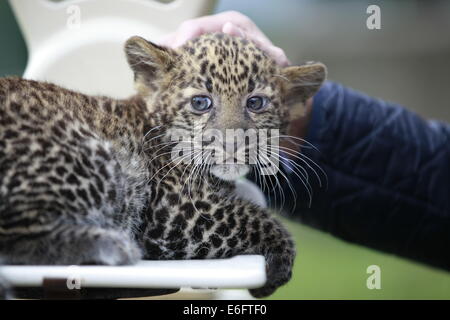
[[0, 33, 326, 298]]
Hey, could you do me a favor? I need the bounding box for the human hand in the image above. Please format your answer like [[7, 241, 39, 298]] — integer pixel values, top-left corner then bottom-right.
[[158, 10, 290, 67]]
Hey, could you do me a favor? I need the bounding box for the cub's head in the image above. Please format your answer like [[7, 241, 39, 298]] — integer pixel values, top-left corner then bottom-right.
[[125, 33, 326, 181]]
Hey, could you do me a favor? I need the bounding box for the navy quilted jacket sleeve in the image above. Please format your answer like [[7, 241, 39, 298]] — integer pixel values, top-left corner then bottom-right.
[[269, 81, 450, 270]]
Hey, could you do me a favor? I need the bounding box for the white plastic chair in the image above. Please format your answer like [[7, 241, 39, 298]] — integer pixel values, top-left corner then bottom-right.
[[9, 0, 216, 98], [5, 0, 268, 299]]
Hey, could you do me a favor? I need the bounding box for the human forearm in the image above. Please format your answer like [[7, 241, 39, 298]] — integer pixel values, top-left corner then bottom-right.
[[284, 81, 450, 269]]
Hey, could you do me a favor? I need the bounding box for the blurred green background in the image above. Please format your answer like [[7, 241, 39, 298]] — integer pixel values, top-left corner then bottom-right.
[[1, 0, 449, 299], [270, 218, 450, 299], [0, 1, 27, 77]]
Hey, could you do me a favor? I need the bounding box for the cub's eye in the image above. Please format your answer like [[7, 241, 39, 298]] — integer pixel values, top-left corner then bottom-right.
[[191, 95, 213, 113], [246, 96, 268, 112]]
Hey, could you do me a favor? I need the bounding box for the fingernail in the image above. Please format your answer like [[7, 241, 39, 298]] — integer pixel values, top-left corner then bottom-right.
[[223, 22, 245, 38], [222, 21, 233, 34]]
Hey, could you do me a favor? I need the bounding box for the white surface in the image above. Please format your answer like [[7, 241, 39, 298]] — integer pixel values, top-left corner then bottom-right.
[[0, 255, 266, 289], [9, 0, 215, 98]]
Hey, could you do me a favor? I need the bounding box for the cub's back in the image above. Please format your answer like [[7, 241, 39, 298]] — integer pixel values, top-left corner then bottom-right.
[[0, 78, 108, 176], [0, 77, 103, 130]]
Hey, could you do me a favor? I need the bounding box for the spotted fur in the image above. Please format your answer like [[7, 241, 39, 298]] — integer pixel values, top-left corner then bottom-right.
[[0, 33, 326, 298]]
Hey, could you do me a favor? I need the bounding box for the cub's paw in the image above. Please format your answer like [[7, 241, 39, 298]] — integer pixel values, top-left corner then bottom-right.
[[82, 230, 142, 266], [249, 254, 294, 298]]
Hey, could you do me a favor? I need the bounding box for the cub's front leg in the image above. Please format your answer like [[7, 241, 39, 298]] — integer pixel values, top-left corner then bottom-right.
[[142, 192, 295, 297], [222, 198, 296, 298]]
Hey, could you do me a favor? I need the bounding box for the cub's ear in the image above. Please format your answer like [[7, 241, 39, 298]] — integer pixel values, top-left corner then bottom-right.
[[281, 62, 327, 105], [125, 36, 175, 85]]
